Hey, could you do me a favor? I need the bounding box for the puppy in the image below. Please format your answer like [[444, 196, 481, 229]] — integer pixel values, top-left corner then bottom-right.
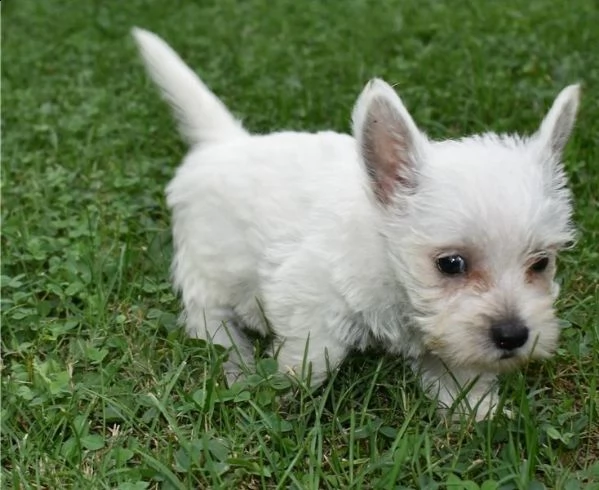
[[132, 28, 580, 419]]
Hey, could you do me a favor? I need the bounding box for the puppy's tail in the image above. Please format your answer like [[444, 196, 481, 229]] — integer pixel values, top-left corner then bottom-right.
[[132, 27, 248, 147]]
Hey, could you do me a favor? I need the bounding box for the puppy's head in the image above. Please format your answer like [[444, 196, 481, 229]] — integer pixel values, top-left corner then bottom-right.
[[353, 80, 580, 372]]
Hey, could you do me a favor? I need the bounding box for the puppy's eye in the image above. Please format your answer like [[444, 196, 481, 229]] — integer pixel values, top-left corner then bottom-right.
[[436, 255, 467, 275], [529, 256, 549, 273]]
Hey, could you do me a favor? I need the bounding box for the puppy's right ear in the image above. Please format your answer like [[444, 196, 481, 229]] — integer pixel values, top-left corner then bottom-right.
[[352, 79, 427, 205]]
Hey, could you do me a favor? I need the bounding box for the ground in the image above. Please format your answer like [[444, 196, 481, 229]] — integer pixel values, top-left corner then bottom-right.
[[2, 0, 598, 488]]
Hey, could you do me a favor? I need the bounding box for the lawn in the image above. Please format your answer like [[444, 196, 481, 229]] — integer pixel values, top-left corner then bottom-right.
[[1, 0, 598, 488]]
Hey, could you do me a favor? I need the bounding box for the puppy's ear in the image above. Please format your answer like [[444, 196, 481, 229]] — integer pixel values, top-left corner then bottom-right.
[[536, 84, 581, 157], [352, 79, 427, 205]]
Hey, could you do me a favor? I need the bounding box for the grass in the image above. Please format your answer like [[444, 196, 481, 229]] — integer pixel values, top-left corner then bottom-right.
[[1, 0, 598, 488]]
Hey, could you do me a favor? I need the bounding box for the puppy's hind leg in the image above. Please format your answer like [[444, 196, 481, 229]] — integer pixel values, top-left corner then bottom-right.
[[186, 305, 255, 385]]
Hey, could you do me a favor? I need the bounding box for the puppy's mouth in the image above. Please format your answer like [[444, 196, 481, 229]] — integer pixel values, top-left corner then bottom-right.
[[499, 351, 516, 360], [491, 347, 532, 372]]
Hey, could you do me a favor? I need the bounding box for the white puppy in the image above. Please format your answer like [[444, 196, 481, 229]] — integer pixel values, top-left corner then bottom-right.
[[132, 28, 580, 419]]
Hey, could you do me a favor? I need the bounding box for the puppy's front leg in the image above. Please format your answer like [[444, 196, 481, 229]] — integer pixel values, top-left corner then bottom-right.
[[264, 257, 352, 389], [266, 293, 350, 388], [415, 354, 499, 421], [274, 330, 349, 388]]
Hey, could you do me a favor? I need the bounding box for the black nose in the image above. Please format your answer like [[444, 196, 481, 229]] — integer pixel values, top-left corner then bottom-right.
[[491, 319, 529, 351]]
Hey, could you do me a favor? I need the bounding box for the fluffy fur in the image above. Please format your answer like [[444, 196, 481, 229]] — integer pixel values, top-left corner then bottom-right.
[[132, 27, 580, 419]]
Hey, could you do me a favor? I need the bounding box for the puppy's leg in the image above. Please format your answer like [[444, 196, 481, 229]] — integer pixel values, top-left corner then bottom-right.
[[274, 330, 348, 388], [263, 252, 352, 388], [186, 306, 255, 385], [415, 354, 498, 421]]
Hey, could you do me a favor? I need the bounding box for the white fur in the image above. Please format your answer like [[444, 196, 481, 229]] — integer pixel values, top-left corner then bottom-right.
[[131, 27, 247, 146], [132, 27, 580, 419]]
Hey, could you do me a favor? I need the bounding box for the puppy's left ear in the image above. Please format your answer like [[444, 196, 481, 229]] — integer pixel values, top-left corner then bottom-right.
[[352, 79, 427, 205], [536, 84, 581, 158]]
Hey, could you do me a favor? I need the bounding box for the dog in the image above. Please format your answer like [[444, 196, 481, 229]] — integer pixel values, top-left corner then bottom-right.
[[132, 27, 580, 420]]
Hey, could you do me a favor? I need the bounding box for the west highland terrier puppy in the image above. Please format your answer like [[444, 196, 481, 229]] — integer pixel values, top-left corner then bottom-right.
[[133, 28, 580, 419]]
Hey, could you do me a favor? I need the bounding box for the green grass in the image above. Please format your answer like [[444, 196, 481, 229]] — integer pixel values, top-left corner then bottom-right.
[[2, 0, 598, 488]]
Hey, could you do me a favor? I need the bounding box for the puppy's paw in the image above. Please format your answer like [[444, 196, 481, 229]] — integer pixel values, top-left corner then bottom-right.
[[435, 389, 503, 423], [443, 398, 514, 423], [224, 369, 245, 387], [500, 406, 514, 420], [472, 398, 498, 422]]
